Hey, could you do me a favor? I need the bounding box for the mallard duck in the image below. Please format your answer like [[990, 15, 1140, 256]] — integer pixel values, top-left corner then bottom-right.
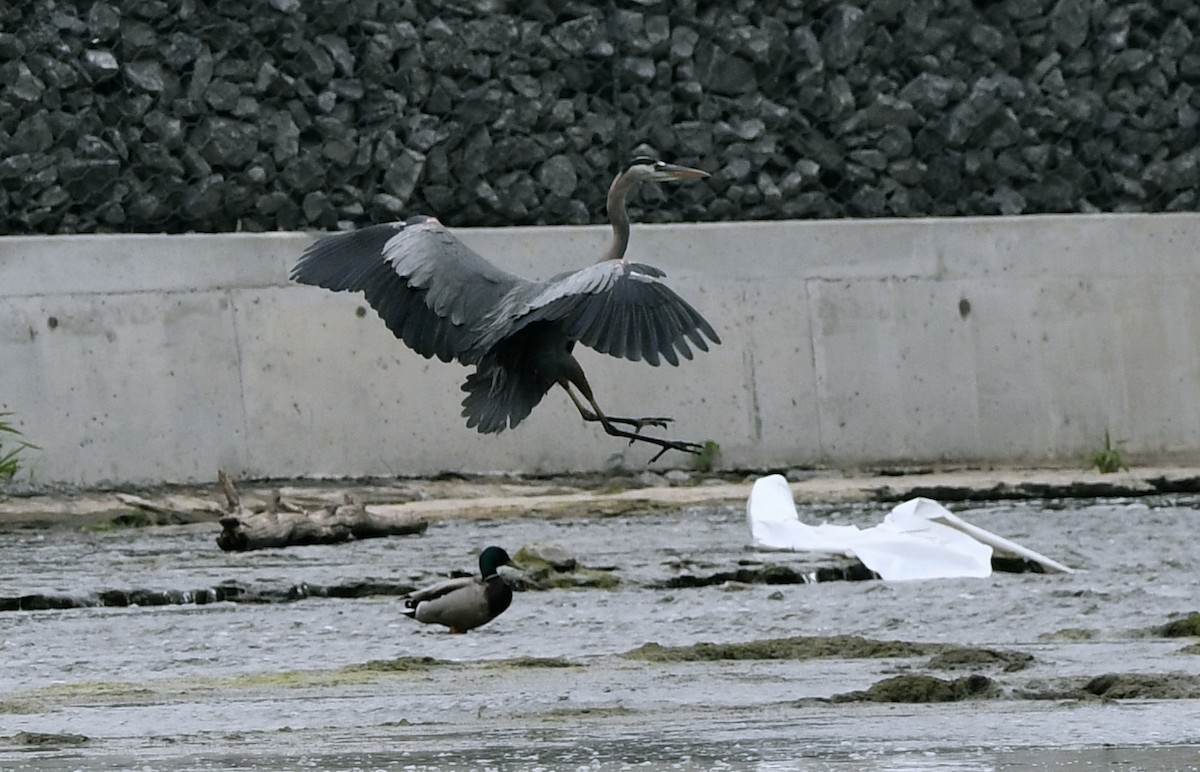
[[401, 546, 514, 633]]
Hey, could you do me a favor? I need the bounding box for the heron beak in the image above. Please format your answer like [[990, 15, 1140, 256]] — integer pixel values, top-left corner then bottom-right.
[[656, 163, 710, 182]]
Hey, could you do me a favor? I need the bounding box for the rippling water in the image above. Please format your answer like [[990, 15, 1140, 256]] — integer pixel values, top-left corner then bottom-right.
[[2, 497, 1200, 769]]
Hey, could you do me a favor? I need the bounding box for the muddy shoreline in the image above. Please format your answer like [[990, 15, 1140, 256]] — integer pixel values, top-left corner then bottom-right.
[[5, 464, 1200, 528]]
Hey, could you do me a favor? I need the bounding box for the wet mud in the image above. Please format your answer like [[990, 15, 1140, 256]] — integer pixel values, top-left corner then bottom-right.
[[623, 634, 941, 662], [830, 673, 1000, 703], [3, 488, 1200, 769]]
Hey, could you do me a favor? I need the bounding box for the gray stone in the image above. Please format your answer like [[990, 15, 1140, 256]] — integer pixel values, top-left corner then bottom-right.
[[181, 145, 212, 178], [82, 50, 120, 81], [322, 138, 356, 166], [537, 155, 577, 198], [719, 158, 753, 183], [644, 15, 670, 55], [87, 3, 121, 40], [696, 44, 756, 96], [32, 53, 79, 90], [119, 19, 158, 51], [549, 16, 599, 57], [10, 63, 46, 102], [9, 113, 54, 155], [856, 94, 922, 129], [618, 57, 657, 85], [945, 84, 1004, 146], [59, 159, 120, 198], [988, 189, 1027, 217], [0, 154, 33, 179], [1161, 18, 1194, 58], [778, 167, 809, 195], [849, 149, 888, 171], [516, 542, 578, 572], [371, 193, 406, 217], [968, 23, 1007, 56], [204, 80, 241, 112], [899, 72, 961, 111], [471, 180, 500, 212], [272, 112, 300, 163], [424, 184, 456, 213], [456, 127, 491, 175], [194, 117, 259, 167], [279, 152, 326, 195], [125, 59, 167, 92], [821, 4, 868, 70], [141, 111, 182, 148], [183, 175, 225, 220], [1005, 0, 1043, 19], [302, 191, 334, 224], [0, 32, 26, 59], [317, 34, 354, 75], [757, 172, 782, 205], [1049, 0, 1090, 51], [876, 127, 913, 159], [384, 149, 426, 204], [889, 159, 927, 185], [1108, 49, 1153, 75]]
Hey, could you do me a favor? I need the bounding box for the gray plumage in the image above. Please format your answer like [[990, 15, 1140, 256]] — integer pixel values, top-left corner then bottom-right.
[[291, 158, 720, 459]]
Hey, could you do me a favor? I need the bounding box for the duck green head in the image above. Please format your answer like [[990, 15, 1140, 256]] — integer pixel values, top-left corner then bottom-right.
[[478, 546, 513, 579]]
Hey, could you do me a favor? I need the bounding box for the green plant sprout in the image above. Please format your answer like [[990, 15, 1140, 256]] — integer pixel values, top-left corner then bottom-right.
[[1090, 430, 1128, 474], [0, 411, 38, 480], [692, 439, 721, 473]]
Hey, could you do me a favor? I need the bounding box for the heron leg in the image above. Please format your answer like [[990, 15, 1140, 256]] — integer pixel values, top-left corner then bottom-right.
[[561, 387, 669, 432], [558, 374, 704, 462], [571, 397, 673, 432]]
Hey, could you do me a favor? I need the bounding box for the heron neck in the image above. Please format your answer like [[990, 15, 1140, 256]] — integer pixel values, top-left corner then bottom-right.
[[601, 173, 632, 262]]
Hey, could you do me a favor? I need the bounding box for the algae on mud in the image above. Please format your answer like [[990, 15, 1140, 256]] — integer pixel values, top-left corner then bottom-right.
[[512, 542, 621, 589], [622, 634, 941, 662], [1156, 611, 1200, 638], [925, 646, 1034, 672], [829, 673, 1000, 703]]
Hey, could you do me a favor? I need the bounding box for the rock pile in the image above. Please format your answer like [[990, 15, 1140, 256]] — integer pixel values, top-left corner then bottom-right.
[[1, 0, 1197, 234]]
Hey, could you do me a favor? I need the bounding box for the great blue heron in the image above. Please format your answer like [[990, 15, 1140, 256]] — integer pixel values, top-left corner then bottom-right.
[[291, 157, 721, 461]]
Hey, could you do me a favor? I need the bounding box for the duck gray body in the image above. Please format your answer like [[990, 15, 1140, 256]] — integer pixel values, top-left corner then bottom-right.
[[402, 546, 513, 633]]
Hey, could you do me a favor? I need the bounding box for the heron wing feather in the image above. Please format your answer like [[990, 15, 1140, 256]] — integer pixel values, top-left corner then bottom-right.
[[291, 218, 522, 364], [499, 261, 719, 366]]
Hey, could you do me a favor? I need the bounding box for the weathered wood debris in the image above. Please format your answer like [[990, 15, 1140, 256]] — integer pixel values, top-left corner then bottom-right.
[[215, 471, 428, 551]]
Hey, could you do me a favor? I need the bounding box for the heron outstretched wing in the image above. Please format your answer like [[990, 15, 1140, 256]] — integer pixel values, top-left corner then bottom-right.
[[291, 216, 523, 364], [488, 261, 721, 367]]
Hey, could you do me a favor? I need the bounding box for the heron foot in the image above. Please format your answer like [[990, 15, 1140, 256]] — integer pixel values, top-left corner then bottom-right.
[[643, 438, 705, 463], [562, 388, 701, 461], [595, 420, 704, 462], [606, 415, 673, 431]]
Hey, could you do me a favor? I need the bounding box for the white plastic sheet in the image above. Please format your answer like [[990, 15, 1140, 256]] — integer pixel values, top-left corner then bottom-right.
[[746, 474, 1073, 581]]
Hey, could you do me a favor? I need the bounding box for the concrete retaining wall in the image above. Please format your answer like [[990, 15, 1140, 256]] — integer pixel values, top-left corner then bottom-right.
[[3, 213, 1198, 486]]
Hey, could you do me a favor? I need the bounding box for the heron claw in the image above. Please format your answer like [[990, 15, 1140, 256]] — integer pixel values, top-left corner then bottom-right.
[[608, 415, 673, 431], [570, 395, 700, 461], [646, 441, 704, 463]]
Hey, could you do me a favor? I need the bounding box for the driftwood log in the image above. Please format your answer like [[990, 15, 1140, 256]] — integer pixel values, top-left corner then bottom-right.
[[215, 471, 428, 552]]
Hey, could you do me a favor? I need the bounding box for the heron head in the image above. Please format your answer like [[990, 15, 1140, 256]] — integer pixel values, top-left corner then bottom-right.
[[624, 157, 710, 184]]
